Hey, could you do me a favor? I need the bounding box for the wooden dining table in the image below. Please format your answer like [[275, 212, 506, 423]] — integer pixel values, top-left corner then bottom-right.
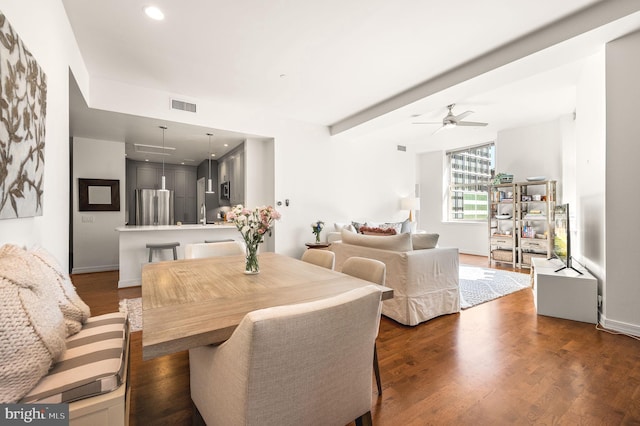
[[141, 252, 393, 360]]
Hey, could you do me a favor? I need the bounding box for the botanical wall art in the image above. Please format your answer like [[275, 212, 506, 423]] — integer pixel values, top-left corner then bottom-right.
[[0, 11, 47, 219]]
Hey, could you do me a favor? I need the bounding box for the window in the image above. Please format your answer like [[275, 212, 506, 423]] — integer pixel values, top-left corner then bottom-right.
[[446, 143, 494, 221]]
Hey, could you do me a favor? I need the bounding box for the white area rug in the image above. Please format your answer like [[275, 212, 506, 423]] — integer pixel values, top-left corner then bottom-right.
[[119, 298, 142, 332], [459, 265, 531, 309]]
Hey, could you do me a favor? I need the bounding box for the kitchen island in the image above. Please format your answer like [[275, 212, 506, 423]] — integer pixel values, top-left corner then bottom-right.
[[115, 223, 240, 288]]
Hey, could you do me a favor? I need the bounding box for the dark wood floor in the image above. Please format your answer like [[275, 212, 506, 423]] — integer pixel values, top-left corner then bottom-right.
[[72, 255, 640, 425]]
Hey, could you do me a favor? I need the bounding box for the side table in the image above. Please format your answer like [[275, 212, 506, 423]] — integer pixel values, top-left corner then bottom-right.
[[305, 242, 331, 250]]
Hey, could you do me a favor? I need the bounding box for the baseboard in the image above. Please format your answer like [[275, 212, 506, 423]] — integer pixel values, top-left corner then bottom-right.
[[599, 313, 640, 337], [72, 265, 119, 274], [118, 278, 141, 289]]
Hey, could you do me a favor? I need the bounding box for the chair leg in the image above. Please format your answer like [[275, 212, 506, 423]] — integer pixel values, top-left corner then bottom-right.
[[373, 343, 382, 395], [148, 249, 153, 263], [355, 411, 373, 426], [172, 246, 178, 260]]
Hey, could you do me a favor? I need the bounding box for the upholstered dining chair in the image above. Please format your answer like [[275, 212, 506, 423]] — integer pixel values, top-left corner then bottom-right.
[[184, 241, 245, 259], [189, 285, 382, 426], [300, 249, 336, 270], [341, 256, 386, 396]]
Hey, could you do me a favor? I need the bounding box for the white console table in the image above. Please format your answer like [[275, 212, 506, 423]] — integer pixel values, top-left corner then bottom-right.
[[532, 258, 598, 324]]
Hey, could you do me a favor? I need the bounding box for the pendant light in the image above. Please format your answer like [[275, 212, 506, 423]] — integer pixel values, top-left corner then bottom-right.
[[159, 125, 169, 191], [205, 133, 215, 194]]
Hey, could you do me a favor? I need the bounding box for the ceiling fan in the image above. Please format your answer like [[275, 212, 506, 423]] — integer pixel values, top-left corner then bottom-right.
[[413, 104, 488, 134]]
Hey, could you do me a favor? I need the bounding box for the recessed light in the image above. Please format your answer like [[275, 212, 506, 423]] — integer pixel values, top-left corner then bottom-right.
[[211, 154, 215, 157], [145, 159, 149, 162], [144, 6, 164, 20], [223, 143, 228, 147]]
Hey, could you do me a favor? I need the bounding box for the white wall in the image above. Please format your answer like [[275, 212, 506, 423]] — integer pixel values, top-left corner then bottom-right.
[[573, 52, 606, 279], [603, 31, 640, 335], [0, 0, 89, 271], [495, 120, 564, 192], [72, 137, 126, 273]]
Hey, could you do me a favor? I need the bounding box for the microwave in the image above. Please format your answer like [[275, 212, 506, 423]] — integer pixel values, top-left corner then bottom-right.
[[220, 181, 230, 200]]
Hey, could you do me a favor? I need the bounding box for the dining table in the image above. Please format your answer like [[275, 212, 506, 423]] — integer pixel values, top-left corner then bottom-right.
[[141, 252, 393, 360]]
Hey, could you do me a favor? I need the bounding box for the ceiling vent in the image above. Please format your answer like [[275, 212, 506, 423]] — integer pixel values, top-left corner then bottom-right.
[[171, 98, 197, 113], [397, 145, 407, 152], [134, 143, 175, 155]]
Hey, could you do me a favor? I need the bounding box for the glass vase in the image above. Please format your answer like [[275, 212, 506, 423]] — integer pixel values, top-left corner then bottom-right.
[[244, 243, 259, 274], [315, 233, 321, 244]]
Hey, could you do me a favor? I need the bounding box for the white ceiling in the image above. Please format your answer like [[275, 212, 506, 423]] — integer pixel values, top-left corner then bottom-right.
[[62, 0, 640, 162]]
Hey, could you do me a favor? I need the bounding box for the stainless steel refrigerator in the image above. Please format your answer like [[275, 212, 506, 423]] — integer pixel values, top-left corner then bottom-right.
[[135, 189, 174, 225]]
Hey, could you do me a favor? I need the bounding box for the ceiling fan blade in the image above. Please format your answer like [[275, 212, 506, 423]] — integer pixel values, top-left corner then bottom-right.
[[454, 110, 474, 121], [432, 126, 446, 136], [457, 121, 488, 127], [412, 121, 442, 125]]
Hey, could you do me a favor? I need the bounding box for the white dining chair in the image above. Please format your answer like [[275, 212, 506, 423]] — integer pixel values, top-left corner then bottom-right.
[[189, 285, 382, 426], [300, 249, 335, 270], [341, 256, 386, 396], [184, 241, 245, 259]]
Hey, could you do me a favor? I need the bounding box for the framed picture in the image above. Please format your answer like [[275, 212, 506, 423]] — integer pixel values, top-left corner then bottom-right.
[[79, 179, 120, 211]]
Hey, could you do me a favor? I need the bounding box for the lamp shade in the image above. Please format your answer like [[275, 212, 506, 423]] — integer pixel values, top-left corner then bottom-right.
[[401, 197, 420, 210]]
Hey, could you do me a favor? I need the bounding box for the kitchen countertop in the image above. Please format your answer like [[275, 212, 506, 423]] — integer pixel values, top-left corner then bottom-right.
[[116, 223, 236, 232]]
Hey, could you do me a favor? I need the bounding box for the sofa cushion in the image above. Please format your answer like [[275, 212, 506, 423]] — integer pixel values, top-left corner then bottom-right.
[[412, 233, 440, 250], [29, 246, 91, 336], [0, 245, 67, 403], [341, 229, 413, 252], [21, 312, 129, 404]]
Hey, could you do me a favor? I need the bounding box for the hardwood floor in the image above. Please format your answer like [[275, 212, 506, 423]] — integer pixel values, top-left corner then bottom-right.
[[71, 255, 640, 425]]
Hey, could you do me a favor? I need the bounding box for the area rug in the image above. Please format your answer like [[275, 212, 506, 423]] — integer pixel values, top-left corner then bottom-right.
[[119, 298, 143, 332], [459, 264, 531, 309]]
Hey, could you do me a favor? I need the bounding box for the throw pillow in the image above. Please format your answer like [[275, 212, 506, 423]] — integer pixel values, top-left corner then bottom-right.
[[412, 233, 440, 250], [29, 246, 91, 336], [400, 219, 412, 234], [0, 245, 67, 403], [381, 222, 403, 235], [351, 221, 366, 233], [359, 226, 397, 236], [334, 222, 356, 233], [341, 229, 413, 252]]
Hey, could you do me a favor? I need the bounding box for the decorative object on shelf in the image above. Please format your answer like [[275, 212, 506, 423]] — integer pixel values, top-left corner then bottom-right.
[[491, 172, 513, 185], [311, 220, 324, 243], [526, 176, 546, 182], [0, 12, 47, 220], [227, 205, 281, 274]]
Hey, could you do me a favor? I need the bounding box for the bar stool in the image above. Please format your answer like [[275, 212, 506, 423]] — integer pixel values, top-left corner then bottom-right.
[[146, 242, 180, 262]]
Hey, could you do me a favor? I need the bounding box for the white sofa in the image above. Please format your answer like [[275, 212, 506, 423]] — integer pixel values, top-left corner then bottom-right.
[[330, 230, 460, 326]]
